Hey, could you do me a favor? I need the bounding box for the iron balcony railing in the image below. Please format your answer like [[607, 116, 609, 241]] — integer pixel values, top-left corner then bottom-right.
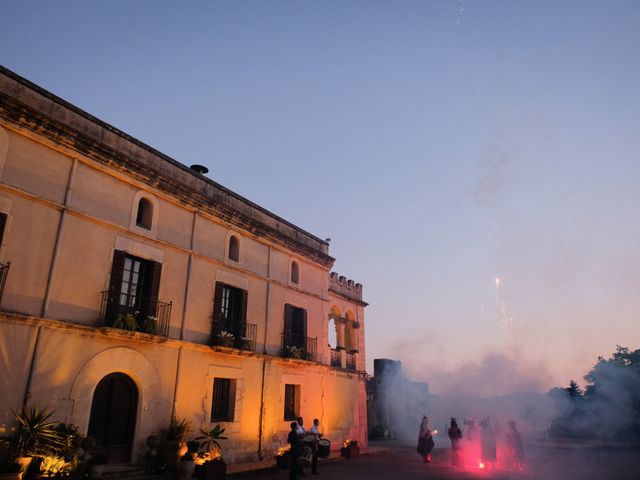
[[331, 348, 342, 368], [346, 352, 357, 371], [211, 320, 257, 351], [281, 332, 317, 361], [99, 290, 172, 337], [0, 262, 10, 305]]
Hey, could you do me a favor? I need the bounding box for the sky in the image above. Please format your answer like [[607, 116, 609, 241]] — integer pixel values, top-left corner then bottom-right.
[[2, 1, 640, 395]]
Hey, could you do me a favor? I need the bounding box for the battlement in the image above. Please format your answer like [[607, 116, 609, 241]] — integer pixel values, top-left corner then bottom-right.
[[329, 271, 364, 303]]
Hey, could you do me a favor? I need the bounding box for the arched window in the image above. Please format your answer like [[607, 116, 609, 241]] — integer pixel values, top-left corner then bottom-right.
[[328, 318, 338, 349], [291, 261, 299, 284], [228, 235, 240, 262], [136, 197, 153, 230]]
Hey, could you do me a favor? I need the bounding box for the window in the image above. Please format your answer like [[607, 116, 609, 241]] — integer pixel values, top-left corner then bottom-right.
[[284, 384, 300, 421], [284, 304, 307, 350], [135, 197, 153, 230], [106, 250, 162, 328], [228, 235, 239, 262], [290, 261, 299, 284], [211, 378, 236, 422], [211, 282, 248, 345]]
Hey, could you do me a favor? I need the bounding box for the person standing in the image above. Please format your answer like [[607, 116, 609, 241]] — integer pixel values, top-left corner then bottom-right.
[[448, 418, 463, 467], [479, 418, 497, 471], [308, 418, 321, 475], [296, 417, 306, 437], [416, 416, 435, 463], [288, 421, 304, 480], [505, 420, 526, 470]]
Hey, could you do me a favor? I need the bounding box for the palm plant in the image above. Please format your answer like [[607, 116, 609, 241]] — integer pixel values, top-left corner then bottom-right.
[[11, 405, 64, 458], [196, 425, 227, 455]]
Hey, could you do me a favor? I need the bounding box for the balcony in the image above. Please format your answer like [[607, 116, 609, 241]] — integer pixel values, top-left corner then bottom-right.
[[99, 290, 172, 337], [0, 262, 9, 304], [211, 321, 257, 351], [281, 332, 317, 361], [346, 352, 357, 371]]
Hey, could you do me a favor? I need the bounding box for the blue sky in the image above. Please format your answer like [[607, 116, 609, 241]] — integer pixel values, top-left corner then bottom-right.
[[3, 1, 640, 393]]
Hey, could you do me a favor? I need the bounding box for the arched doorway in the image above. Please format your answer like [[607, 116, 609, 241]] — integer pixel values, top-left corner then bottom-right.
[[87, 373, 138, 463]]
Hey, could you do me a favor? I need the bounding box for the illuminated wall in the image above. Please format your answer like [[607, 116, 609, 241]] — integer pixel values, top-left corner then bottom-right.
[[0, 68, 368, 464]]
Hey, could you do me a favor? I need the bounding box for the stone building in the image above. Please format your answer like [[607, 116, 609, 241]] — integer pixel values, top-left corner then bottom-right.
[[0, 66, 367, 464]]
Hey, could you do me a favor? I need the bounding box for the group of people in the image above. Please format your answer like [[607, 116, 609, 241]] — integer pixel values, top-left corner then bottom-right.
[[287, 417, 322, 479], [416, 415, 526, 471]]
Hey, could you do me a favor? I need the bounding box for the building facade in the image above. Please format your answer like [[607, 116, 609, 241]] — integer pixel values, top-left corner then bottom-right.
[[0, 66, 367, 464]]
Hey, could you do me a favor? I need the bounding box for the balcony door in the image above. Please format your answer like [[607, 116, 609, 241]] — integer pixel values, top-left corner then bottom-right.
[[106, 250, 162, 327], [284, 304, 307, 350]]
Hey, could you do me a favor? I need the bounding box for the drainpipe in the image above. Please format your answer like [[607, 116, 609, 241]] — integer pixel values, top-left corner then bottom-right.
[[171, 346, 183, 419], [257, 246, 272, 458], [257, 358, 268, 459], [23, 325, 42, 408], [179, 211, 197, 340], [42, 158, 77, 317]]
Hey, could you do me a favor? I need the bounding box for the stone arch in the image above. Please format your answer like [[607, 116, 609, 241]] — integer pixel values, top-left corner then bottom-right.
[[69, 347, 162, 458], [328, 305, 341, 349], [345, 310, 357, 352], [130, 190, 159, 236]]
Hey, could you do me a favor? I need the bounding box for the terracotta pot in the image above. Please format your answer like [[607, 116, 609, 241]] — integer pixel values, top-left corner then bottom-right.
[[0, 473, 22, 480], [193, 461, 226, 480]]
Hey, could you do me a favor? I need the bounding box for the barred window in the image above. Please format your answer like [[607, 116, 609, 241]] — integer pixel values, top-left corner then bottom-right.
[[284, 384, 300, 421], [211, 378, 236, 422]]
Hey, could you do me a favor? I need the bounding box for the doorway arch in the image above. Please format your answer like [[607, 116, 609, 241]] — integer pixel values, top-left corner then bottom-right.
[[87, 373, 138, 463]]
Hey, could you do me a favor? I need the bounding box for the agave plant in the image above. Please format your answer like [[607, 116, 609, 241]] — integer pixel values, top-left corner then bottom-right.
[[10, 405, 64, 458], [162, 417, 192, 443], [196, 425, 227, 456]]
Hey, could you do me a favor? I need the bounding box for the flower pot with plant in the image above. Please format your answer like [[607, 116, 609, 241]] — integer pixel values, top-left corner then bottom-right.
[[194, 425, 227, 480], [340, 439, 359, 459], [9, 405, 64, 474], [161, 417, 192, 474]]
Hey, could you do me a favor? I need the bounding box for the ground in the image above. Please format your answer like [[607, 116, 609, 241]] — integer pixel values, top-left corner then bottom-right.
[[238, 441, 640, 480]]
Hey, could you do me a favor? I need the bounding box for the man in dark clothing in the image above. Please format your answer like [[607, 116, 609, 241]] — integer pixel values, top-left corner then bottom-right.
[[288, 421, 304, 479]]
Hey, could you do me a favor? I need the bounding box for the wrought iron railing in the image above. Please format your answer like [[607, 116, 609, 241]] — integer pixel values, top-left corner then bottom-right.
[[281, 332, 317, 361], [0, 262, 9, 305], [331, 348, 342, 368], [211, 320, 257, 351], [346, 352, 357, 371], [99, 290, 172, 337]]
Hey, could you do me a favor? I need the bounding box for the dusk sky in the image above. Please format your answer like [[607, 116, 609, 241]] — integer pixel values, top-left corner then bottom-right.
[[2, 1, 639, 395]]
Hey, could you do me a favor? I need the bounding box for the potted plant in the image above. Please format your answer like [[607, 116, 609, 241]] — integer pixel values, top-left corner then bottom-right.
[[9, 406, 64, 474], [178, 440, 199, 480], [39, 455, 70, 478], [340, 439, 359, 459], [194, 425, 227, 480], [0, 443, 22, 480], [161, 417, 192, 474], [214, 331, 235, 348], [275, 445, 291, 470]]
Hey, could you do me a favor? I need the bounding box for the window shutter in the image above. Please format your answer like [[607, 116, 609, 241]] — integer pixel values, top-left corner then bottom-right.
[[108, 250, 126, 294], [147, 261, 162, 317], [240, 289, 248, 330], [302, 308, 307, 339], [211, 282, 224, 343], [284, 303, 293, 346], [106, 250, 126, 322]]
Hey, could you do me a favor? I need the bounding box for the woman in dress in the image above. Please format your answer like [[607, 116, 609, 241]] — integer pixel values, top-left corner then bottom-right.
[[448, 418, 463, 467], [416, 416, 435, 463]]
